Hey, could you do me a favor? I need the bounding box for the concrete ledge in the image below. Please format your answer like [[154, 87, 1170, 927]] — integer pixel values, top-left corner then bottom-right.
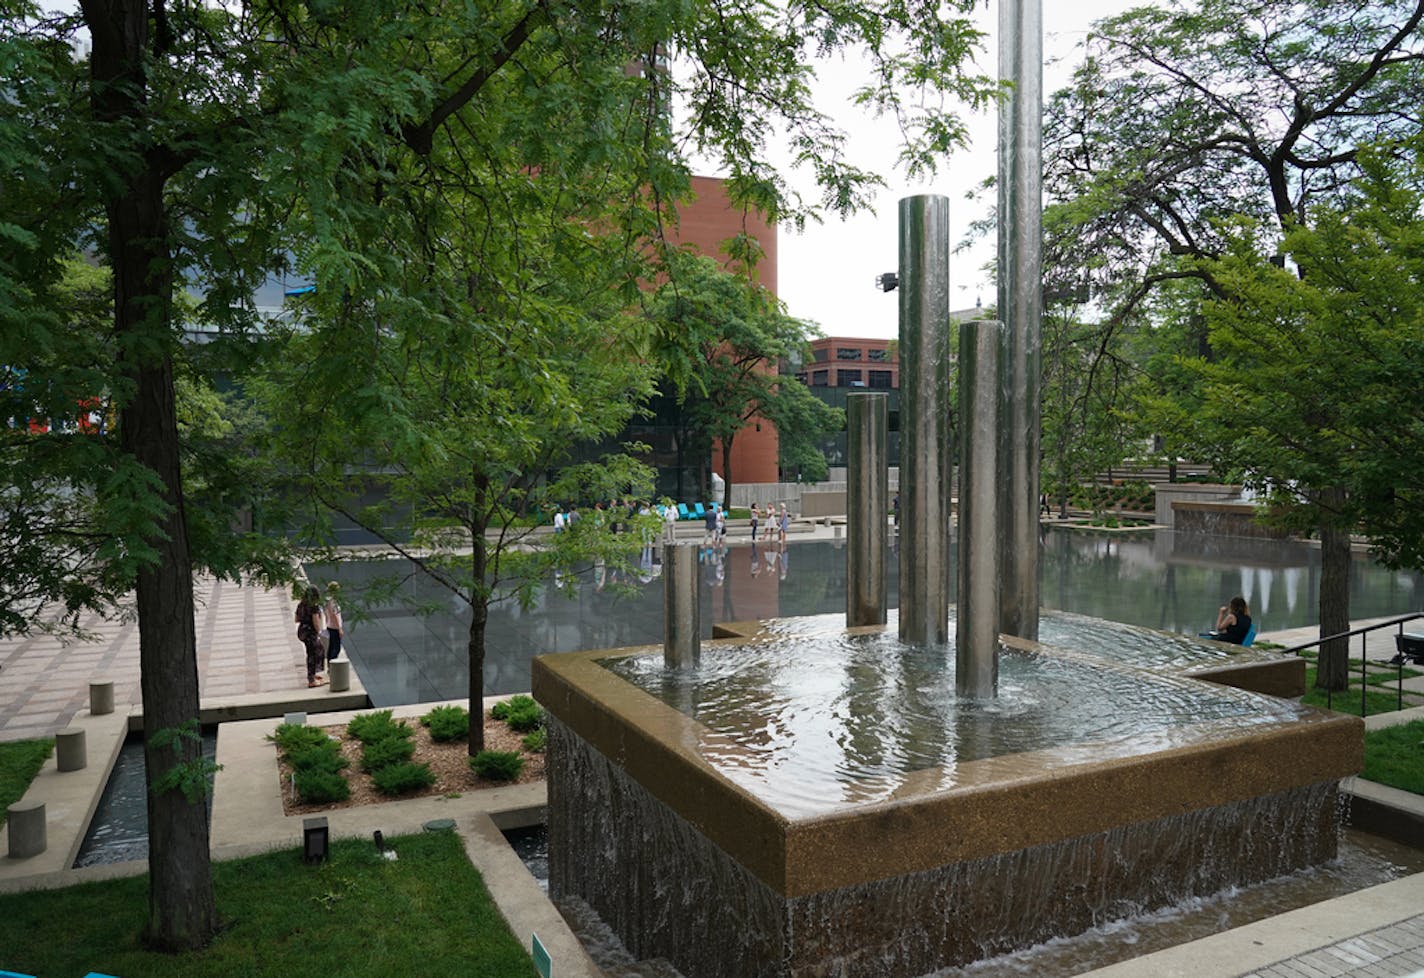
[[1347, 778, 1424, 848], [0, 710, 128, 881]]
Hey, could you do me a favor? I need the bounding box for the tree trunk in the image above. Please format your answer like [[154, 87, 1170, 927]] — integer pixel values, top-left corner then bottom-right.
[[1316, 491, 1352, 692], [84, 0, 216, 950], [468, 512, 489, 755]]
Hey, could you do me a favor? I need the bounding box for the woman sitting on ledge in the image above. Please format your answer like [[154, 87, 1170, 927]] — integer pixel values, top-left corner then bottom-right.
[[1212, 595, 1253, 645]]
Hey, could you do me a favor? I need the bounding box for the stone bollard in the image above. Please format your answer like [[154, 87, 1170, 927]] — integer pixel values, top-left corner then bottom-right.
[[56, 726, 86, 772], [7, 800, 45, 858], [89, 679, 115, 716], [328, 658, 351, 693]]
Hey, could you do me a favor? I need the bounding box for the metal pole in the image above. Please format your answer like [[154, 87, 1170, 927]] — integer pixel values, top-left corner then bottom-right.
[[847, 392, 889, 626], [663, 543, 700, 668], [997, 0, 1043, 642], [897, 194, 952, 647], [958, 320, 1004, 698]]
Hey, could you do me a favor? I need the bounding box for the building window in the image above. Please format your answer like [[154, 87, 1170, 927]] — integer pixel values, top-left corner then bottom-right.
[[811, 370, 829, 387], [869, 370, 893, 389], [836, 347, 863, 361], [812, 347, 829, 362], [867, 348, 889, 362], [837, 369, 864, 387]]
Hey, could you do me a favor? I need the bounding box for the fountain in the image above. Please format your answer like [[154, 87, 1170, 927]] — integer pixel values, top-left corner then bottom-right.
[[531, 7, 1362, 974]]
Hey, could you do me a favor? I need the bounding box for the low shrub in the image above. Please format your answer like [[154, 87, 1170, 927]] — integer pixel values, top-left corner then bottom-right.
[[347, 710, 412, 744], [421, 705, 469, 743], [287, 740, 347, 776], [471, 750, 524, 782], [503, 702, 544, 733], [361, 735, 416, 772], [268, 723, 330, 755], [372, 761, 437, 796], [521, 728, 547, 753], [490, 695, 536, 721], [295, 768, 350, 804]]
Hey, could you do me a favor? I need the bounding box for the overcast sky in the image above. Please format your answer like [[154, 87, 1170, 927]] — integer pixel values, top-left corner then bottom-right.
[[771, 0, 1147, 339]]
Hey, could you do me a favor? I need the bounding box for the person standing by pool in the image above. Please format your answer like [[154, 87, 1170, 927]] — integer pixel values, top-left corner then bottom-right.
[[750, 503, 760, 541], [323, 582, 345, 662], [778, 504, 790, 544], [295, 586, 326, 687]]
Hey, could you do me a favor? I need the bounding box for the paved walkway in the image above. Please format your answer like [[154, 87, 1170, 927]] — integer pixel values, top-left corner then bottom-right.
[[0, 576, 312, 742]]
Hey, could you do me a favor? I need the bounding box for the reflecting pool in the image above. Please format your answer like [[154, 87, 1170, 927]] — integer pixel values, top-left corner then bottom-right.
[[308, 526, 1422, 706]]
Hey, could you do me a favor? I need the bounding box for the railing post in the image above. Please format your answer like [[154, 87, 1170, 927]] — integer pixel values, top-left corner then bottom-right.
[[1361, 633, 1368, 718]]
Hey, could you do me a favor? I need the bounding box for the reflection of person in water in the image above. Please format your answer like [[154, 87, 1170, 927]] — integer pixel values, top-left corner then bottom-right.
[[779, 544, 789, 580]]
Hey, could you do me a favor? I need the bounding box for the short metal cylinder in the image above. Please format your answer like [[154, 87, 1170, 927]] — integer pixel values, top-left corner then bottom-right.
[[89, 680, 114, 716], [957, 320, 1005, 698], [847, 392, 889, 627], [56, 726, 87, 772], [663, 543, 701, 669], [997, 0, 1044, 642], [897, 194, 953, 647]]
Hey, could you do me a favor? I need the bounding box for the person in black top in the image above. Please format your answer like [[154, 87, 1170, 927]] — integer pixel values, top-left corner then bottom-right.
[[1213, 595, 1252, 645]]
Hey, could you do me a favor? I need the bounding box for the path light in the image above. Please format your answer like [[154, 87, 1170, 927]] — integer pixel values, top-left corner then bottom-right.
[[303, 816, 329, 864], [874, 271, 898, 292]]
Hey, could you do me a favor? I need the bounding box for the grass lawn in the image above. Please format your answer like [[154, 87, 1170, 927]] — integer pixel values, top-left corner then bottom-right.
[[0, 738, 54, 826], [1363, 720, 1424, 795], [0, 830, 536, 978]]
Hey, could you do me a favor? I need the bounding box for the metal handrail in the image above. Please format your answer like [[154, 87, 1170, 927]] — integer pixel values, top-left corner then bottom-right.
[[1276, 611, 1424, 715]]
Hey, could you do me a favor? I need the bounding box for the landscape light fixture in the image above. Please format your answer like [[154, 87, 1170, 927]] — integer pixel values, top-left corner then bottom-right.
[[874, 272, 899, 292], [303, 816, 329, 864]]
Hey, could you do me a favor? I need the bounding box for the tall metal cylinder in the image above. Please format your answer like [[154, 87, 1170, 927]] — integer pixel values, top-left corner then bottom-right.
[[897, 194, 953, 647], [997, 0, 1044, 641], [958, 320, 1004, 698], [847, 392, 889, 626], [663, 543, 700, 669]]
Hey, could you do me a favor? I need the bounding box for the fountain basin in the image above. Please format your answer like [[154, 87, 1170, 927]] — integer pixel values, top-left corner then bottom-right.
[[534, 623, 1360, 978]]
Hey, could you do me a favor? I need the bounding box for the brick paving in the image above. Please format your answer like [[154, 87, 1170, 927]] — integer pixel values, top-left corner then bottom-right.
[[0, 576, 309, 743], [1240, 916, 1424, 978]]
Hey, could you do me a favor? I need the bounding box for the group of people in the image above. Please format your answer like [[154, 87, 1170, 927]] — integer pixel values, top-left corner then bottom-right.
[[748, 502, 790, 544], [294, 582, 345, 688]]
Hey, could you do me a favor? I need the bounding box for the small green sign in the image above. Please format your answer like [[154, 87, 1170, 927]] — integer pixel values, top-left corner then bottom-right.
[[532, 932, 552, 978]]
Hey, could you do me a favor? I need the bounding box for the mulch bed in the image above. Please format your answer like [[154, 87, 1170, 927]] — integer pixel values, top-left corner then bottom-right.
[[277, 713, 545, 816]]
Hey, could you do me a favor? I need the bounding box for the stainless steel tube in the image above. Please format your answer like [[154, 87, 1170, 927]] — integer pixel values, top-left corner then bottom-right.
[[847, 391, 889, 626], [897, 194, 952, 647], [957, 320, 1004, 698], [663, 543, 700, 668], [997, 0, 1044, 641]]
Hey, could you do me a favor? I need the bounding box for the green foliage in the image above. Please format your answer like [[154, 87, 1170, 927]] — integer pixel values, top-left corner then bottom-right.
[[293, 769, 351, 805], [470, 751, 524, 782], [286, 742, 347, 777], [149, 720, 222, 804], [360, 736, 416, 773], [347, 710, 412, 745], [371, 761, 437, 796], [420, 705, 469, 743], [268, 724, 331, 755], [0, 739, 54, 825], [1363, 721, 1424, 795], [490, 695, 536, 721], [492, 695, 544, 733], [649, 253, 839, 504], [521, 728, 548, 754]]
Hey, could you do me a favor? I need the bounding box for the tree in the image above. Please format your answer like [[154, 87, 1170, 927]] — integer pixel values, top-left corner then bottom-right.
[[1043, 0, 1424, 687], [5, 0, 999, 942], [1154, 136, 1424, 686], [650, 254, 841, 509]]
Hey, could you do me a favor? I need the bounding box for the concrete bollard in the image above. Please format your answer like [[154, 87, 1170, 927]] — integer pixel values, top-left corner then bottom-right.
[[89, 679, 115, 716], [7, 800, 45, 858], [328, 658, 351, 693], [56, 726, 86, 772]]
